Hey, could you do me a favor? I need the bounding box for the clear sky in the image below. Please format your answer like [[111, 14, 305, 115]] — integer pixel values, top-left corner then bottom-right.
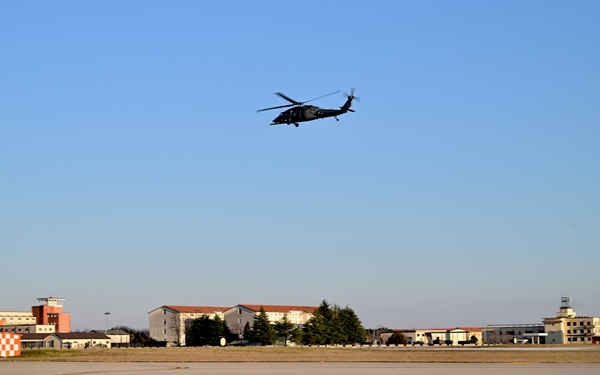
[[2, 1, 599, 331]]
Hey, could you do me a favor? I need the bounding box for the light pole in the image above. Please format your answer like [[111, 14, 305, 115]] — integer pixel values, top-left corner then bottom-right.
[[105, 312, 111, 334]]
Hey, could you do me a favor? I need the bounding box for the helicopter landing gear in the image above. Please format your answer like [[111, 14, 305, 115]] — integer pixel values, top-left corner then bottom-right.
[[294, 123, 299, 127], [334, 116, 339, 121]]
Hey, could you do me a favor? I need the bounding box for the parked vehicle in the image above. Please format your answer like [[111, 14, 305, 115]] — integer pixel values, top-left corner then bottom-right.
[[429, 338, 453, 346]]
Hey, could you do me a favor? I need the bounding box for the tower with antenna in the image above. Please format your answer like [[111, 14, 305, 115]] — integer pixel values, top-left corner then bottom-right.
[[31, 296, 71, 333], [556, 296, 576, 318]]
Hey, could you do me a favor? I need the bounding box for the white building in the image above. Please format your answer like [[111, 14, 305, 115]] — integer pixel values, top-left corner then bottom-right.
[[91, 329, 131, 348], [20, 332, 110, 349], [148, 304, 317, 346], [544, 297, 600, 344], [0, 312, 36, 326], [0, 324, 55, 334], [387, 327, 482, 346], [223, 304, 317, 338], [148, 305, 229, 346]]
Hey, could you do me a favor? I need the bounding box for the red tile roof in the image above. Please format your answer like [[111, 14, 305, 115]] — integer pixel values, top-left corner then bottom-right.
[[238, 304, 318, 313], [164, 306, 229, 314]]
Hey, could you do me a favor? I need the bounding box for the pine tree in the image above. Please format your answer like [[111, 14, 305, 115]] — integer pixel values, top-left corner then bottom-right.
[[302, 300, 367, 346], [251, 306, 276, 346], [186, 315, 229, 346], [274, 314, 297, 346]]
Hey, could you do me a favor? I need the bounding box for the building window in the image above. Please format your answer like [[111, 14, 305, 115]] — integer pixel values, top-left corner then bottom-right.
[[164, 310, 167, 315], [567, 322, 571, 326], [238, 309, 242, 315], [163, 329, 167, 335]]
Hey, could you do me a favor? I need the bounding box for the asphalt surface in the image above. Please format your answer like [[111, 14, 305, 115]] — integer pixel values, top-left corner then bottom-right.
[[1, 362, 600, 375]]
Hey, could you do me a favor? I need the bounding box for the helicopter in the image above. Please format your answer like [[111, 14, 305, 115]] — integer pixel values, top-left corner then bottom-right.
[[257, 88, 359, 127]]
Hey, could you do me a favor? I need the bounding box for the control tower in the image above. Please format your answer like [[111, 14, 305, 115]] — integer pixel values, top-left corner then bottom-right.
[[31, 296, 71, 333]]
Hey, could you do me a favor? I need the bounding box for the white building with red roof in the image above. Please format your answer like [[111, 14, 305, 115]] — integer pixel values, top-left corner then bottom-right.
[[148, 305, 229, 346], [223, 304, 317, 338], [148, 304, 317, 346]]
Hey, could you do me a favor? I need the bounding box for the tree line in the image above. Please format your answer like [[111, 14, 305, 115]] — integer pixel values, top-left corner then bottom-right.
[[185, 300, 367, 346]]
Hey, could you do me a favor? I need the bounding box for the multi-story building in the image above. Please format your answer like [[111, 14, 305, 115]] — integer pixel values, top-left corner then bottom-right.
[[148, 304, 317, 346], [223, 304, 317, 338], [1, 297, 70, 334], [544, 297, 600, 344], [0, 311, 37, 326], [0, 324, 55, 334], [31, 296, 71, 333], [148, 305, 229, 346]]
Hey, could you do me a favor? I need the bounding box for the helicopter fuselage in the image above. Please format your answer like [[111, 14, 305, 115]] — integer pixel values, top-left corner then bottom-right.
[[271, 105, 348, 126], [258, 89, 357, 127]]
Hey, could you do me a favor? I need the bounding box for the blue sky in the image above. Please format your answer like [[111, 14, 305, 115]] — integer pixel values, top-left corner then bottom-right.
[[2, 0, 599, 330]]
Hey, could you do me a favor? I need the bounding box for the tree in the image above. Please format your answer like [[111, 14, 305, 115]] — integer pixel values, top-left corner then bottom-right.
[[243, 322, 252, 344], [251, 306, 276, 346], [338, 306, 367, 345], [274, 314, 297, 346], [302, 300, 367, 346], [470, 335, 479, 345], [186, 315, 230, 346], [302, 308, 327, 345], [113, 326, 153, 347], [386, 332, 408, 346]]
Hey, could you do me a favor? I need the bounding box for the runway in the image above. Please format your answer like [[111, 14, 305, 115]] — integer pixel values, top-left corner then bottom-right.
[[1, 362, 600, 375]]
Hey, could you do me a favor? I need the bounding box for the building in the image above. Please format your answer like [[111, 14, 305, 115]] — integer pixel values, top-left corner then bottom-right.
[[482, 323, 546, 344], [223, 304, 317, 338], [148, 305, 229, 346], [31, 296, 71, 333], [0, 323, 55, 334], [0, 311, 37, 326], [91, 329, 131, 348], [386, 327, 482, 346], [148, 304, 318, 346], [20, 333, 52, 349], [543, 297, 600, 344], [47, 332, 110, 349], [18, 332, 110, 349]]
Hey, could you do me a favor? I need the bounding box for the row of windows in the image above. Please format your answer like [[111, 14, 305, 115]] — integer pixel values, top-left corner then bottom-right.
[[1, 317, 35, 321], [567, 329, 592, 334], [567, 321, 592, 326], [567, 337, 593, 342]]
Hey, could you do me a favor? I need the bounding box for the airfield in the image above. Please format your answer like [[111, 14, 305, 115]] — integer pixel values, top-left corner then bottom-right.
[[2, 362, 600, 375], [2, 345, 600, 374]]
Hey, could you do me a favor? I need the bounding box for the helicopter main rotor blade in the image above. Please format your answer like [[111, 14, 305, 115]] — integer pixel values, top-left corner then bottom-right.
[[275, 92, 302, 105], [257, 90, 342, 113], [303, 90, 341, 104], [256, 103, 295, 113]]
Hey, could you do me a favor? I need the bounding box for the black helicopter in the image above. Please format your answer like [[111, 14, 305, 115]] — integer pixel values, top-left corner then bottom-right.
[[257, 88, 359, 127]]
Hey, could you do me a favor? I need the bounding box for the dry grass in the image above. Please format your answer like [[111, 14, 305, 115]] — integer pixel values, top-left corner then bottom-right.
[[6, 346, 600, 363]]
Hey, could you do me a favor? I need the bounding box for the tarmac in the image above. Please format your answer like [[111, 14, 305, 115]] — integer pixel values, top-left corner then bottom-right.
[[1, 362, 600, 375]]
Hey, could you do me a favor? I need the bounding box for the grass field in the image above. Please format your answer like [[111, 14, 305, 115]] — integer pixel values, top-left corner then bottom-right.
[[5, 346, 600, 363]]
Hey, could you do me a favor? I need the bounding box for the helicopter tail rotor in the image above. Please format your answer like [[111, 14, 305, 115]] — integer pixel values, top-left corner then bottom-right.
[[343, 87, 361, 102]]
